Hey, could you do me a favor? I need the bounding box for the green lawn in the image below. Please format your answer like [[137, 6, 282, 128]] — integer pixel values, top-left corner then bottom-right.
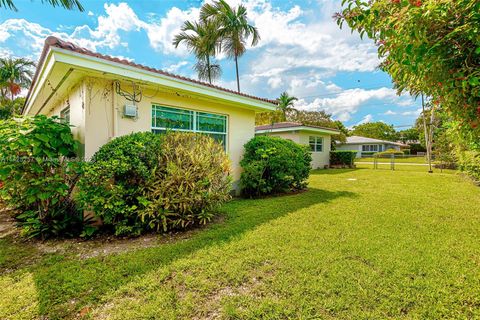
[[2, 167, 480, 319], [355, 156, 433, 163]]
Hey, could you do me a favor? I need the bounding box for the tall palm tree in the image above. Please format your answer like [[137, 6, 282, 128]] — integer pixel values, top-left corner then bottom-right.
[[200, 0, 260, 92], [0, 58, 35, 101], [277, 92, 298, 121], [173, 20, 222, 84], [0, 0, 83, 11]]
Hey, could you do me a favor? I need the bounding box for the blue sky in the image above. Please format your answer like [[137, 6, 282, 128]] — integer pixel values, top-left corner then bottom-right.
[[0, 0, 421, 128]]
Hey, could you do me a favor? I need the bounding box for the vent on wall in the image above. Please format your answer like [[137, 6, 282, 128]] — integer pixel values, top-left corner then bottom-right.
[[123, 104, 138, 118]]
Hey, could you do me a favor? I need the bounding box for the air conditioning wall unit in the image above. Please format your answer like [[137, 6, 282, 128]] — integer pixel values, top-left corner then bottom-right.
[[123, 104, 138, 118]]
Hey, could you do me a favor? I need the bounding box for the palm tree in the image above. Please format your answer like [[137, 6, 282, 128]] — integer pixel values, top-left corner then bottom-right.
[[173, 20, 222, 84], [200, 0, 260, 92], [0, 0, 83, 11], [0, 58, 35, 101], [277, 92, 298, 121]]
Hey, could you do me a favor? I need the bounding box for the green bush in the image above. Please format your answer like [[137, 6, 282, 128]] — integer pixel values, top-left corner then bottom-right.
[[457, 150, 480, 183], [403, 149, 411, 155], [142, 132, 232, 231], [375, 149, 405, 157], [330, 150, 357, 166], [78, 131, 232, 236], [77, 132, 162, 236], [240, 136, 311, 197], [0, 115, 89, 239]]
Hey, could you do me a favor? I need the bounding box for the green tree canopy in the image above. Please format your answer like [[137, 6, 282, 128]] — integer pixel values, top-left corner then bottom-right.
[[336, 0, 480, 145], [351, 121, 398, 141]]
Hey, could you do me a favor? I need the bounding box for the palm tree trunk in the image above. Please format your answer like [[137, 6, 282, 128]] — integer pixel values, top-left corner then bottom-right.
[[234, 54, 240, 92], [206, 55, 212, 84]]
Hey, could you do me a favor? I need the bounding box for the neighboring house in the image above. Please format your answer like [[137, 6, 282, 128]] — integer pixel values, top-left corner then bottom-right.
[[23, 37, 277, 191], [255, 122, 340, 169], [336, 135, 407, 157]]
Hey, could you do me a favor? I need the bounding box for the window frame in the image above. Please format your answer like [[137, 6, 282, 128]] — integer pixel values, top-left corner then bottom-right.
[[309, 136, 323, 153], [151, 104, 228, 151], [362, 144, 380, 152], [60, 107, 70, 124]]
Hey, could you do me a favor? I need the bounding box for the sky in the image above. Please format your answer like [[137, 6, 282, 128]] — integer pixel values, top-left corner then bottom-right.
[[0, 0, 422, 128]]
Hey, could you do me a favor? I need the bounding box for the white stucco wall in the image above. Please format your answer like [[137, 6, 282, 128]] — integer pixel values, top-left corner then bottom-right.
[[256, 130, 332, 169], [336, 143, 401, 157]]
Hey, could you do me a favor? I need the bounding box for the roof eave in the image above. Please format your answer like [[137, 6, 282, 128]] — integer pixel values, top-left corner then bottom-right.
[[256, 126, 339, 135], [49, 47, 276, 112]]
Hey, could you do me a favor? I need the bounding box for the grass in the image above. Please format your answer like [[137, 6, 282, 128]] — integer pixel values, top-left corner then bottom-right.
[[1, 167, 480, 319], [355, 156, 437, 164]]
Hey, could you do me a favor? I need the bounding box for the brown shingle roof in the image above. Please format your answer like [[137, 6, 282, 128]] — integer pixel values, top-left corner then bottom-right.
[[25, 36, 278, 110], [255, 122, 340, 132]]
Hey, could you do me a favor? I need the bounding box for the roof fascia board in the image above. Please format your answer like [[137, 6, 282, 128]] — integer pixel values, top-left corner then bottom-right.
[[256, 126, 339, 135], [23, 48, 56, 115], [51, 47, 276, 112]]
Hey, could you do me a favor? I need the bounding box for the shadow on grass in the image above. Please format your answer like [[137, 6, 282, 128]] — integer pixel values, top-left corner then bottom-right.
[[31, 188, 356, 318]]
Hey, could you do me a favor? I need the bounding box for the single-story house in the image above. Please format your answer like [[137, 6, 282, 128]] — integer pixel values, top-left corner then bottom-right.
[[255, 122, 340, 169], [23, 36, 277, 191], [336, 135, 408, 157]]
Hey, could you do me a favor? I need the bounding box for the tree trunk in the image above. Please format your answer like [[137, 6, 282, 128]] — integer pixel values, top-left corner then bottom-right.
[[421, 94, 433, 173], [206, 55, 212, 84], [234, 54, 240, 92]]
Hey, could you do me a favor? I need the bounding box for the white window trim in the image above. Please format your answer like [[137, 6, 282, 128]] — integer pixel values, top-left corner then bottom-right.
[[309, 136, 323, 153], [151, 104, 229, 152], [362, 144, 380, 152]]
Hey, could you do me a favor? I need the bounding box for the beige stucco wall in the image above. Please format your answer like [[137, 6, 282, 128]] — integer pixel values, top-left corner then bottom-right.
[[50, 77, 256, 188], [257, 131, 331, 169], [46, 80, 86, 157]]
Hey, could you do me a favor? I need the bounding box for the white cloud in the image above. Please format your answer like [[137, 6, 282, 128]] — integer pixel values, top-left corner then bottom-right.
[[164, 60, 189, 73], [401, 108, 422, 116], [267, 76, 282, 89], [355, 114, 373, 126], [144, 6, 200, 55], [296, 87, 398, 122], [88, 11, 94, 16], [383, 110, 397, 115]]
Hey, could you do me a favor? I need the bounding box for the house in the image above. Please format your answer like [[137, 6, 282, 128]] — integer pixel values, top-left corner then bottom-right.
[[255, 122, 340, 169], [336, 135, 407, 157], [23, 36, 277, 191]]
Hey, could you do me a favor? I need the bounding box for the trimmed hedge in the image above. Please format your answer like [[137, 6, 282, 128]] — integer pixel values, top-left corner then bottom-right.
[[457, 150, 480, 183], [375, 149, 405, 157], [330, 150, 357, 166], [240, 136, 311, 197]]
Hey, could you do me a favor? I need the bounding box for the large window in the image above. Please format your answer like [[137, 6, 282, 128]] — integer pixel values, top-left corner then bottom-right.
[[151, 105, 227, 148], [362, 144, 379, 152], [309, 136, 323, 152]]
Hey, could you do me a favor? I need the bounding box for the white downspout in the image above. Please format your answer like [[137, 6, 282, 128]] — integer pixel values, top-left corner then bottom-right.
[[112, 81, 118, 139]]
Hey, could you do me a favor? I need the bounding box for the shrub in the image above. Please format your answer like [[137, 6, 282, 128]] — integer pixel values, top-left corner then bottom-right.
[[374, 149, 405, 157], [78, 131, 232, 236], [403, 149, 411, 155], [240, 136, 311, 197], [0, 115, 88, 239], [142, 132, 232, 231], [77, 132, 162, 236], [457, 150, 480, 183], [330, 150, 357, 166]]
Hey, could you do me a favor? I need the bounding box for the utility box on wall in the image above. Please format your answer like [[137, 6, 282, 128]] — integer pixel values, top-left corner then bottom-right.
[[123, 104, 138, 118]]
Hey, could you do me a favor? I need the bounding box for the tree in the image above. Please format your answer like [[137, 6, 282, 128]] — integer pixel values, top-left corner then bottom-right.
[[0, 58, 35, 101], [288, 110, 348, 143], [276, 92, 298, 121], [173, 20, 221, 84], [0, 0, 83, 11], [200, 0, 260, 92], [336, 0, 480, 147], [397, 127, 420, 144], [0, 97, 25, 119], [351, 121, 397, 141]]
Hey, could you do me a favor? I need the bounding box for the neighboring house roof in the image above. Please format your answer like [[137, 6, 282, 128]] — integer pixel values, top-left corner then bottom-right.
[[23, 36, 277, 115], [255, 122, 340, 135], [340, 135, 408, 147]]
